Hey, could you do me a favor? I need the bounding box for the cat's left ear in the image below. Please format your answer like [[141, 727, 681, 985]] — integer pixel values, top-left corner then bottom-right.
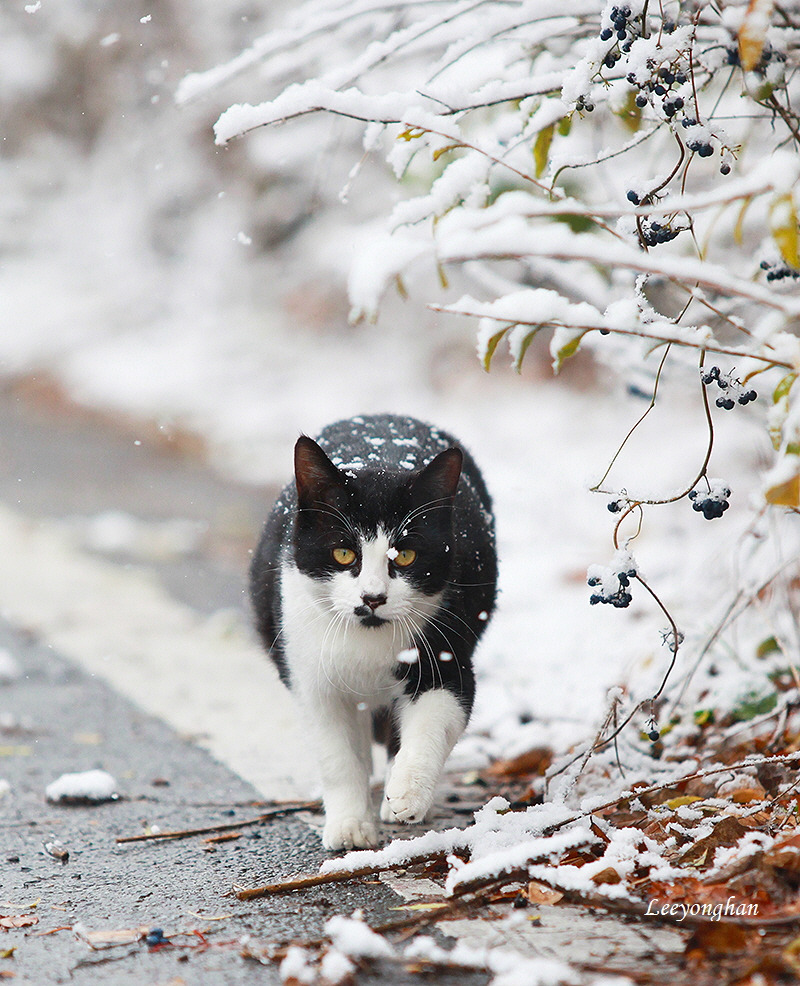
[[410, 447, 463, 507]]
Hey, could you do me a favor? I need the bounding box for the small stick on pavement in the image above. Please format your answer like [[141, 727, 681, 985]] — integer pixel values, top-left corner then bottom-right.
[[234, 850, 445, 900], [115, 800, 320, 844], [235, 865, 382, 900]]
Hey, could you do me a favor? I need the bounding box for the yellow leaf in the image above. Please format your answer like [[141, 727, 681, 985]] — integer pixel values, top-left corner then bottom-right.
[[733, 196, 752, 245], [773, 372, 797, 403], [512, 327, 543, 373], [663, 795, 703, 809], [533, 124, 555, 179], [770, 193, 800, 268], [432, 143, 462, 162], [765, 471, 800, 507], [738, 0, 774, 71], [390, 902, 449, 912], [480, 325, 511, 371], [553, 333, 585, 373], [437, 263, 449, 290]]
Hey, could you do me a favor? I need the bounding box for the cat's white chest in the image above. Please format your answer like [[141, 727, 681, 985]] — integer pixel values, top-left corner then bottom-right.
[[279, 561, 408, 705]]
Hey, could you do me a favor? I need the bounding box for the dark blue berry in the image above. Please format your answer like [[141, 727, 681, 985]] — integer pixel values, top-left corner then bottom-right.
[[654, 84, 666, 95], [626, 190, 639, 204], [648, 729, 660, 742], [636, 94, 648, 107], [681, 118, 697, 128], [617, 29, 627, 39], [601, 28, 613, 40], [720, 162, 731, 175]]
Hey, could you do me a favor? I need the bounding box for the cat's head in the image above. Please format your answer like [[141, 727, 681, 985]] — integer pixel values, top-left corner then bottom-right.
[[291, 436, 462, 628]]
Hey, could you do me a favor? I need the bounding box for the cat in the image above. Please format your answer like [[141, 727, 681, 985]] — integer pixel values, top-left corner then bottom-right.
[[249, 414, 497, 850]]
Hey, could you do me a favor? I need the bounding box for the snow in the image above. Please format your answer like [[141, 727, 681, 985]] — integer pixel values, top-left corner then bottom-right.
[[325, 914, 394, 959], [45, 769, 119, 804], [280, 945, 316, 984], [4, 6, 800, 956], [319, 949, 356, 984], [0, 649, 22, 685], [0, 779, 11, 799]]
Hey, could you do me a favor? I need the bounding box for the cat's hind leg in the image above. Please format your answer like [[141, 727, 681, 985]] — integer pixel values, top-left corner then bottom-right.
[[380, 690, 466, 824]]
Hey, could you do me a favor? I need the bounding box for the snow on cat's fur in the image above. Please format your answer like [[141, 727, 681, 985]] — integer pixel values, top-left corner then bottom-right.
[[250, 414, 496, 849]]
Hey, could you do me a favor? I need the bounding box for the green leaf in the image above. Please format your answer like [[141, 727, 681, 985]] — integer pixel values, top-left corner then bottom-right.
[[757, 636, 780, 659], [512, 326, 544, 373], [480, 325, 511, 371], [694, 709, 715, 726], [533, 124, 555, 179], [773, 372, 797, 404], [731, 690, 777, 722], [557, 115, 572, 137], [619, 89, 642, 133], [553, 332, 585, 373]]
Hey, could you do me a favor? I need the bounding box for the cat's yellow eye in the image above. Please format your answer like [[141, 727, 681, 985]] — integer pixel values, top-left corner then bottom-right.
[[394, 548, 417, 568], [332, 547, 357, 566]]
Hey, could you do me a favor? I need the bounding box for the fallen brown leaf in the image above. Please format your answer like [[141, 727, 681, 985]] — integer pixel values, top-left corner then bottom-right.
[[679, 816, 747, 868], [485, 748, 552, 778], [591, 867, 622, 886], [687, 922, 759, 956], [0, 916, 38, 931], [525, 881, 563, 905]]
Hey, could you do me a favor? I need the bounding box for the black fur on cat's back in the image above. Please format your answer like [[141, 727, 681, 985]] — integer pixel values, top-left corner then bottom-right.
[[249, 413, 498, 716]]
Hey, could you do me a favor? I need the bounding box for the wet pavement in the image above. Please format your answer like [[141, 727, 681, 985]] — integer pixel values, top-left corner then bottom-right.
[[0, 377, 688, 984], [0, 378, 490, 984], [2, 619, 464, 985]]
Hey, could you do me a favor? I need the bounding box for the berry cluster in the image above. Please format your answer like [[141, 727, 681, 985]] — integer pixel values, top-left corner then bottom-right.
[[701, 365, 757, 409], [601, 5, 633, 44], [760, 260, 800, 282], [628, 60, 688, 120], [575, 94, 595, 113], [689, 481, 731, 520], [588, 566, 636, 608], [640, 219, 682, 246]]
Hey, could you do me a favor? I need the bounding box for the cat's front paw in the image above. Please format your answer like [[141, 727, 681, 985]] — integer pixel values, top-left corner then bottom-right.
[[322, 815, 379, 851], [380, 769, 435, 824]]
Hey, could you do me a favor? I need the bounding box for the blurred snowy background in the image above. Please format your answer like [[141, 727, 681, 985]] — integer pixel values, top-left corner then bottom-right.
[[0, 0, 788, 770]]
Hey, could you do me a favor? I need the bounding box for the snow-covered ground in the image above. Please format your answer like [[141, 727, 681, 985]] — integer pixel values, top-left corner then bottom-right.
[[0, 0, 786, 781]]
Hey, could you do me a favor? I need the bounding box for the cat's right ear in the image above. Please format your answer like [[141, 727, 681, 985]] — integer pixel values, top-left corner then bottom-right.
[[294, 436, 345, 508]]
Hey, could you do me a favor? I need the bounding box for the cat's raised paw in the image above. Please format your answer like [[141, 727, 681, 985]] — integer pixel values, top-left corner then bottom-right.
[[380, 777, 435, 824], [322, 816, 379, 851]]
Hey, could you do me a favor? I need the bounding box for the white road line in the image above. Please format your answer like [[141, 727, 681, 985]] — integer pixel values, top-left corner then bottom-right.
[[0, 503, 316, 800]]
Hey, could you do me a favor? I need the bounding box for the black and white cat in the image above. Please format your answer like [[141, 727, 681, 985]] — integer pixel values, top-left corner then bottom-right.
[[249, 414, 497, 850]]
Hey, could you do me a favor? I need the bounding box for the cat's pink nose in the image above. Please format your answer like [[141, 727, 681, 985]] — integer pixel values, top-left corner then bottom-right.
[[361, 593, 387, 611]]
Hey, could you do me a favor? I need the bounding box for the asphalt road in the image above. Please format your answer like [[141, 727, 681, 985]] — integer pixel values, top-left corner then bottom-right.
[[0, 378, 685, 984], [0, 378, 490, 985]]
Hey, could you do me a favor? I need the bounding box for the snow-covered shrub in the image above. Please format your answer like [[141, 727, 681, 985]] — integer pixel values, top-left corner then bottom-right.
[[190, 0, 800, 739]]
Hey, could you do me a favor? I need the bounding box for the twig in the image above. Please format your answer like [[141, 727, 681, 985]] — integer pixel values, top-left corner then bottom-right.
[[235, 856, 440, 900], [115, 800, 320, 844]]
